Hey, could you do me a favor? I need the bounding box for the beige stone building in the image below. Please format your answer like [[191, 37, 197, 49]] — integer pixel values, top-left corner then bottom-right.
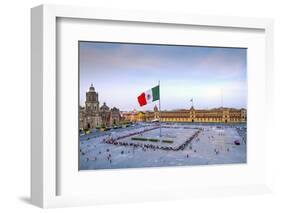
[[79, 84, 121, 129], [123, 106, 247, 123]]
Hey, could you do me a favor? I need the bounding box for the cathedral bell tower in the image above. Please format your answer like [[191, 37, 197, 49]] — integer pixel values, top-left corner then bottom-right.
[[85, 83, 99, 113]]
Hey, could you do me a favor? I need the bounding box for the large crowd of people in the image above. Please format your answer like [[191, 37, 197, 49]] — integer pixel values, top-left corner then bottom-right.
[[102, 127, 202, 152]]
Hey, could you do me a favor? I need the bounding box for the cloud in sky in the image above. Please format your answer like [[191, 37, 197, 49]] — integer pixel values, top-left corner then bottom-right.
[[79, 41, 247, 111]]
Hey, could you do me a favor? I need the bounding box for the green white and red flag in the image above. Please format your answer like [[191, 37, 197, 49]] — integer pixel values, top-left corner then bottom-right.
[[137, 85, 160, 107]]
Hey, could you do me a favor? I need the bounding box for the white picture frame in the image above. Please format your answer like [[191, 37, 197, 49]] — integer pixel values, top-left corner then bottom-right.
[[31, 4, 274, 208]]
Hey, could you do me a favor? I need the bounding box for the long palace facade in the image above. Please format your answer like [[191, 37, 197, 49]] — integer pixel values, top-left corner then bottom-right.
[[122, 106, 247, 123]]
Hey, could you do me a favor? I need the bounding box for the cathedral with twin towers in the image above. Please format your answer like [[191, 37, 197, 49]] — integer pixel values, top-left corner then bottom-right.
[[79, 84, 121, 130]]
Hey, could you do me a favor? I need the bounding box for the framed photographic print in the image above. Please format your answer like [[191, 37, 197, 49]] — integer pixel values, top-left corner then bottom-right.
[[78, 42, 247, 170], [31, 4, 274, 208]]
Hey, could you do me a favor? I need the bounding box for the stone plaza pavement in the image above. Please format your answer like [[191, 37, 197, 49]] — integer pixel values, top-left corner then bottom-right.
[[79, 123, 246, 170]]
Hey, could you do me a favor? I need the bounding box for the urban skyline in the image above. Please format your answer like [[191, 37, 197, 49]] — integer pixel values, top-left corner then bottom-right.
[[79, 42, 247, 111]]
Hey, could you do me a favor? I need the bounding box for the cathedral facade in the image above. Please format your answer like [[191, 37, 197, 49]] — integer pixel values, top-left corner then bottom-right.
[[79, 84, 121, 130]]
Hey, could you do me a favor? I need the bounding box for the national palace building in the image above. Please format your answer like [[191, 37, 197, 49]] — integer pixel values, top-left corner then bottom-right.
[[122, 105, 247, 123]]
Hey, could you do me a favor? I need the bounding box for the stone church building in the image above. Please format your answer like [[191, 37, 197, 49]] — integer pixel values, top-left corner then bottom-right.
[[79, 84, 121, 130]]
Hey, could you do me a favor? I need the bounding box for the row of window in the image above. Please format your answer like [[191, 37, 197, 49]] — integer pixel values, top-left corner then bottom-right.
[[161, 118, 244, 122]]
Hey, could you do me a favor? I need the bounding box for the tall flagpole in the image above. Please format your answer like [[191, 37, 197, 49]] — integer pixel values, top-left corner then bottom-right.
[[158, 80, 162, 138]]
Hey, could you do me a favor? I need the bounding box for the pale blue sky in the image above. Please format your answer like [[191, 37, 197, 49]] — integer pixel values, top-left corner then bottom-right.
[[79, 41, 247, 111]]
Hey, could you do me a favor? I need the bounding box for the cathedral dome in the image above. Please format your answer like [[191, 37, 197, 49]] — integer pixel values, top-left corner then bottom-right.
[[100, 102, 110, 111], [89, 83, 95, 92]]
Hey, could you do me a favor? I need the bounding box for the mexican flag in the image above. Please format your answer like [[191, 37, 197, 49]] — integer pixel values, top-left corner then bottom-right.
[[137, 85, 160, 107]]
